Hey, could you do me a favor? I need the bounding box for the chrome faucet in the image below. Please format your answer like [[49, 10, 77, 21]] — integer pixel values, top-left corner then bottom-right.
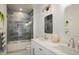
[[68, 38, 75, 48]]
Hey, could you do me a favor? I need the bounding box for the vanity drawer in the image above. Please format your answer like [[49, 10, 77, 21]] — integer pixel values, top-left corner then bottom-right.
[[31, 40, 56, 55], [36, 42, 56, 55]]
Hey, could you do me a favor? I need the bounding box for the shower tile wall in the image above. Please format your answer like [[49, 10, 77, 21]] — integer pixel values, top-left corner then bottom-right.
[[7, 12, 33, 41]]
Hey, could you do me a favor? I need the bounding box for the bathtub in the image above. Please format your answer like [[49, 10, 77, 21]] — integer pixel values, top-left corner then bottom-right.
[[8, 40, 31, 52]]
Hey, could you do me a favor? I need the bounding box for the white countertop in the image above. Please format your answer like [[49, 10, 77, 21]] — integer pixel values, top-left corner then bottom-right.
[[32, 39, 79, 55]]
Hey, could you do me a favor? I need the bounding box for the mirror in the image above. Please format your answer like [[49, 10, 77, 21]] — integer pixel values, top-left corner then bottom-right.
[[64, 5, 79, 38], [44, 14, 53, 34]]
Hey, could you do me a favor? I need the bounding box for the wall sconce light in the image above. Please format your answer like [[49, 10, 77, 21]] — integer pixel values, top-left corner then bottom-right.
[[19, 8, 23, 12], [42, 4, 51, 12]]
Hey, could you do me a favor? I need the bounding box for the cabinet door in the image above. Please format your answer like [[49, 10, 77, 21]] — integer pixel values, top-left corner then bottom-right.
[[31, 41, 35, 55], [38, 46, 56, 55], [31, 40, 56, 55], [31, 41, 39, 55]]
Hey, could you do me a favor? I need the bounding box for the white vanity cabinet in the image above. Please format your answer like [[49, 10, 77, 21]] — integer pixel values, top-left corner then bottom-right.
[[31, 40, 56, 55], [31, 39, 79, 55]]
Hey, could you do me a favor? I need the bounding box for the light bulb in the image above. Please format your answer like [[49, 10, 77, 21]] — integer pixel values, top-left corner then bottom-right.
[[19, 8, 23, 11]]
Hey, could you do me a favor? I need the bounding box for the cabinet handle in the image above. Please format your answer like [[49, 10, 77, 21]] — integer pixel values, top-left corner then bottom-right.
[[39, 48, 42, 51], [33, 48, 35, 55]]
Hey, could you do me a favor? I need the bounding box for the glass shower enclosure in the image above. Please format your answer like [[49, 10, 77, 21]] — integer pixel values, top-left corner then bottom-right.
[[7, 12, 33, 42]]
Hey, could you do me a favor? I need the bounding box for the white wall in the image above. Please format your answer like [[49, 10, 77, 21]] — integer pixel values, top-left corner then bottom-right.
[[33, 4, 44, 38], [65, 5, 79, 34], [65, 5, 79, 49], [33, 4, 70, 45]]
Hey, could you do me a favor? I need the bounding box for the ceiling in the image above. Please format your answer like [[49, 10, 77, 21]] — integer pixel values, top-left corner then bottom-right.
[[7, 4, 33, 13]]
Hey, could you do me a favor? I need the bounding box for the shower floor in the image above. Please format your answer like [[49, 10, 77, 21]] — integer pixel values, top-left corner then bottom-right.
[[7, 40, 31, 55]]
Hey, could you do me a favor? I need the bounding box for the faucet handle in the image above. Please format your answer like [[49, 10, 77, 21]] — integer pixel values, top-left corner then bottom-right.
[[68, 42, 70, 47], [78, 45, 79, 49], [68, 38, 75, 48], [71, 38, 75, 48]]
